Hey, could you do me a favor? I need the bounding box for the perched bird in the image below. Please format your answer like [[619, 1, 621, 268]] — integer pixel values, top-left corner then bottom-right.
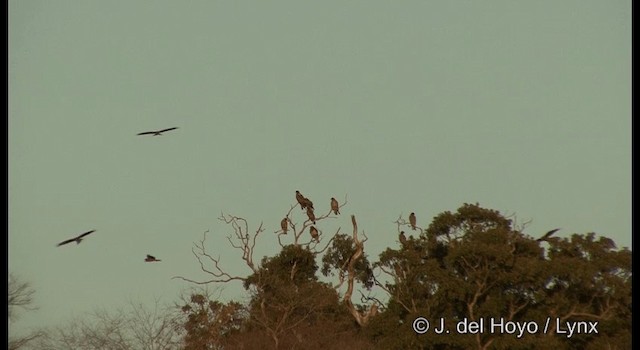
[[295, 191, 307, 210], [399, 231, 407, 245], [309, 226, 320, 243], [56, 230, 96, 247], [304, 198, 314, 211], [137, 127, 179, 136], [306, 207, 316, 224], [280, 217, 288, 234], [409, 213, 417, 231], [536, 228, 561, 242], [145, 254, 161, 262], [330, 197, 340, 215]]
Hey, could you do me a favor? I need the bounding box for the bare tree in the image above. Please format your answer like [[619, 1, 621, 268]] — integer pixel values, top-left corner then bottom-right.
[[26, 298, 184, 350], [9, 273, 37, 321], [8, 273, 44, 350]]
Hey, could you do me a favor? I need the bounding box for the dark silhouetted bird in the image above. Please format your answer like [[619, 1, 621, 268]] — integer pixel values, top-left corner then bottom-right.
[[56, 230, 96, 247], [137, 127, 179, 136], [281, 217, 288, 234], [409, 213, 417, 231], [145, 254, 161, 262], [306, 207, 316, 224], [331, 197, 340, 215], [309, 226, 319, 243], [304, 198, 314, 211], [296, 191, 307, 210], [399, 231, 407, 245], [536, 228, 561, 242]]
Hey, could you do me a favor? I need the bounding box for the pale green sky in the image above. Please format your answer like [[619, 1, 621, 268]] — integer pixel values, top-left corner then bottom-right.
[[9, 0, 631, 335]]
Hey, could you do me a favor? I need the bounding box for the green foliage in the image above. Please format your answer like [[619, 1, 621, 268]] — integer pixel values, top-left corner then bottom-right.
[[321, 233, 375, 289], [180, 203, 630, 349]]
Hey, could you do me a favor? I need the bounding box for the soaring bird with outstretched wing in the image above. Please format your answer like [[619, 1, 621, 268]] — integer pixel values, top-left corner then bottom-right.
[[145, 254, 162, 262], [536, 228, 561, 242], [56, 230, 96, 247], [137, 127, 179, 136]]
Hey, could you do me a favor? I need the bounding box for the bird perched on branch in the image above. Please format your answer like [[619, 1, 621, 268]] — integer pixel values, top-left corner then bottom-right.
[[295, 191, 308, 210], [536, 228, 561, 242], [280, 217, 288, 234], [331, 197, 340, 215], [304, 198, 314, 211], [137, 127, 179, 136], [145, 254, 161, 262], [399, 231, 407, 246], [56, 230, 96, 247], [309, 226, 319, 243], [409, 213, 417, 231], [306, 207, 316, 224]]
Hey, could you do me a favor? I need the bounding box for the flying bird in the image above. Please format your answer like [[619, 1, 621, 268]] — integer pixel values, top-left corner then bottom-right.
[[309, 226, 320, 243], [137, 127, 179, 136], [399, 231, 407, 246], [56, 230, 96, 247], [409, 213, 417, 231], [330, 197, 340, 215], [295, 191, 307, 210], [280, 217, 288, 234], [145, 254, 162, 262], [306, 207, 316, 224], [536, 228, 561, 242]]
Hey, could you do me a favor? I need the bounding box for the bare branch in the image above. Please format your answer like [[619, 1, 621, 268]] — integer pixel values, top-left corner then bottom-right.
[[342, 215, 378, 327], [172, 230, 248, 284]]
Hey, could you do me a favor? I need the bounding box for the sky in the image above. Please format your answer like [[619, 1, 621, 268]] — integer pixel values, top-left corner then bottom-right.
[[8, 0, 631, 337]]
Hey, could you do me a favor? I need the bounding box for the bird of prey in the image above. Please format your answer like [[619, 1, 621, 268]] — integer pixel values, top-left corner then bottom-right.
[[137, 127, 179, 136], [280, 217, 288, 234], [330, 197, 340, 215], [409, 213, 417, 231], [306, 207, 316, 224], [304, 198, 314, 211], [145, 254, 161, 262], [56, 230, 96, 247], [536, 228, 561, 242], [399, 231, 407, 245], [295, 191, 307, 210], [309, 226, 319, 243]]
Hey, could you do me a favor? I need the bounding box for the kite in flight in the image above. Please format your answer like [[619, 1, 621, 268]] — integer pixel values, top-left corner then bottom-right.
[[145, 254, 162, 262], [536, 228, 561, 242], [137, 127, 179, 136], [330, 197, 340, 215], [56, 230, 96, 247], [409, 212, 417, 231]]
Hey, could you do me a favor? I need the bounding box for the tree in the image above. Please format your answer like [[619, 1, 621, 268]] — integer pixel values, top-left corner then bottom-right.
[[367, 203, 631, 349], [27, 298, 185, 350], [175, 196, 377, 349], [8, 273, 43, 350], [177, 200, 631, 349]]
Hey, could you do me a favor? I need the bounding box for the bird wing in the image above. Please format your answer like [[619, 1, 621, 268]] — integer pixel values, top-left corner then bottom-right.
[[77, 230, 96, 239], [158, 127, 178, 133], [56, 238, 76, 247], [137, 131, 156, 136], [146, 254, 156, 260]]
